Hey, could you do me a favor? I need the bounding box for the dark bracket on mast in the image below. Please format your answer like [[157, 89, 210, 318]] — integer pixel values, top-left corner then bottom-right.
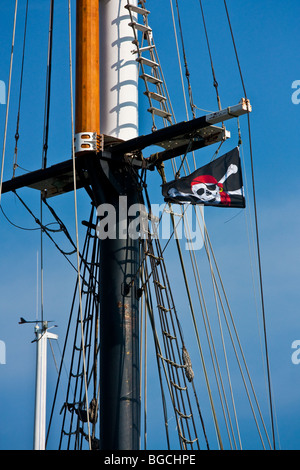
[[1, 99, 251, 198]]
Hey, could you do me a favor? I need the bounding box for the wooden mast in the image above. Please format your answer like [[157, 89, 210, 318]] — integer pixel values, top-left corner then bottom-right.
[[75, 0, 100, 154]]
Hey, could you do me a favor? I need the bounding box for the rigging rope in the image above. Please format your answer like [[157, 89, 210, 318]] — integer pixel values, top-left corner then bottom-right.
[[223, 0, 276, 450], [141, 186, 211, 449], [239, 139, 275, 444], [163, 178, 224, 447], [170, 167, 271, 449], [139, 282, 147, 449], [198, 0, 222, 111], [12, 0, 29, 178], [0, 202, 58, 232], [40, 0, 54, 324], [136, 2, 225, 447], [42, 0, 54, 170], [0, 0, 18, 208], [46, 208, 97, 448], [2, 0, 274, 451], [68, 0, 91, 450], [169, 0, 190, 123], [143, 258, 191, 449], [182, 209, 239, 449], [142, 266, 172, 449], [60, 218, 99, 449], [174, 0, 196, 119], [13, 190, 79, 262], [202, 213, 271, 449], [156, 0, 273, 449]]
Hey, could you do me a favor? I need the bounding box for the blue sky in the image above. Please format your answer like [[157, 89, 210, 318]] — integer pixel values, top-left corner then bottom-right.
[[0, 0, 300, 451]]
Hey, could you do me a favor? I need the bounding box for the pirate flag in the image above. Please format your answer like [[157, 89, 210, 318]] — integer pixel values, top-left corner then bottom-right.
[[162, 147, 245, 208]]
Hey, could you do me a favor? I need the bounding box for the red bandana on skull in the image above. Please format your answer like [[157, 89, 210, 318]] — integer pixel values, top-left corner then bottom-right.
[[190, 175, 231, 206]]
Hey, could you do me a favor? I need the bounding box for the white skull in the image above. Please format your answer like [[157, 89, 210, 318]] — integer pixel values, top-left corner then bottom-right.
[[191, 182, 221, 203]]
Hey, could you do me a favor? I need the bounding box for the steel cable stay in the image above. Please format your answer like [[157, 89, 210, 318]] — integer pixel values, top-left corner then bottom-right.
[[0, 0, 274, 452], [236, 124, 275, 446], [142, 265, 174, 449], [223, 0, 277, 449], [12, 0, 29, 178], [209, 278, 269, 450], [149, 248, 199, 448], [0, 0, 18, 207], [7, 3, 89, 436], [197, 0, 222, 112], [173, 145, 243, 450], [170, 0, 196, 120], [238, 131, 261, 328], [174, 0, 203, 120], [47, 0, 213, 448], [152, 234, 210, 449], [198, 195, 272, 449], [150, 184, 272, 449], [39, 0, 55, 325], [181, 210, 240, 450], [142, 265, 174, 448], [10, 189, 96, 281], [168, 0, 225, 174], [159, 181, 225, 447], [142, 259, 185, 449], [182, 248, 236, 449], [194, 213, 267, 449], [168, 0, 190, 124], [125, 0, 273, 451], [138, 275, 146, 449], [45, 207, 101, 450], [159, 169, 272, 449], [155, 196, 224, 447], [41, 0, 54, 172], [138, 0, 272, 450], [68, 0, 92, 450], [181, 197, 241, 450], [161, 129, 230, 448], [128, 3, 225, 447], [238, 138, 275, 441], [142, 261, 199, 449], [168, 166, 272, 451], [139, 189, 211, 450], [45, 208, 97, 448], [172, 129, 272, 448]]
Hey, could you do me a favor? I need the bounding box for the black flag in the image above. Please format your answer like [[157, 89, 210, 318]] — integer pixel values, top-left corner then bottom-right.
[[162, 147, 245, 208]]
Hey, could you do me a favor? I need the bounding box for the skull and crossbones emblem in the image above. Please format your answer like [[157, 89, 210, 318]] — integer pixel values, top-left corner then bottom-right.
[[167, 164, 243, 206]]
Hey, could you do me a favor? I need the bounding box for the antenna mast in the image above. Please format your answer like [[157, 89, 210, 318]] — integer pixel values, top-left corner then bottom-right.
[[33, 322, 58, 450]]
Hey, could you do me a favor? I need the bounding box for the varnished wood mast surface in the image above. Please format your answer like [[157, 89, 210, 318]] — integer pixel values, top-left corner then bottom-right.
[[75, 0, 100, 138]]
